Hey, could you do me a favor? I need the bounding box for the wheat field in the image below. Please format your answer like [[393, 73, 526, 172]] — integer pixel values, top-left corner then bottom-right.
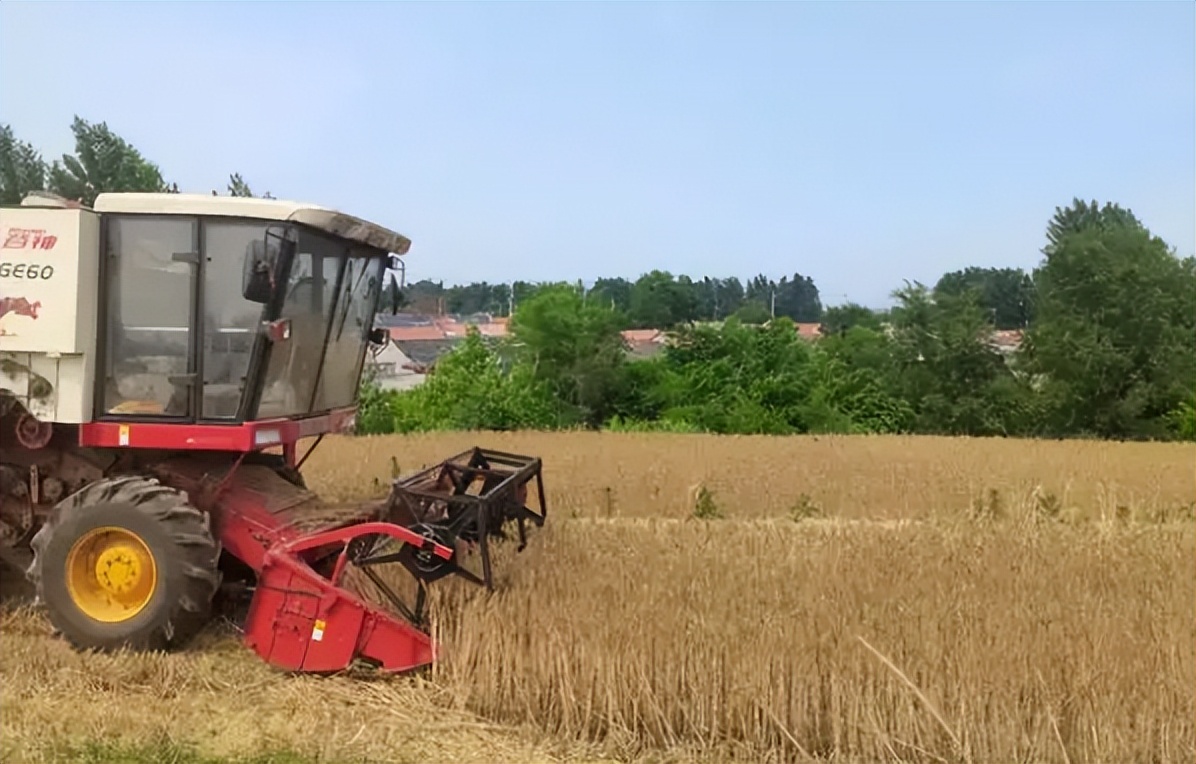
[[2, 432, 1193, 763]]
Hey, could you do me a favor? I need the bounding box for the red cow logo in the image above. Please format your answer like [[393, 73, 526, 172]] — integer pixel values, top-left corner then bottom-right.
[[0, 296, 42, 320]]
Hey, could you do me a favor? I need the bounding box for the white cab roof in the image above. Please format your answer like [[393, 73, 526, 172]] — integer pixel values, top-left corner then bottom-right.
[[91, 192, 411, 254]]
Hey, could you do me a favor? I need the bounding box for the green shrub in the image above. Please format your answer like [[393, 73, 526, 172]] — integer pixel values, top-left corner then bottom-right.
[[367, 329, 561, 434], [1166, 396, 1196, 441]]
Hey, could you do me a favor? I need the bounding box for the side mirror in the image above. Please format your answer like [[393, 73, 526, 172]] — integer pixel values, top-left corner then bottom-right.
[[369, 327, 388, 345], [242, 239, 275, 304], [388, 254, 406, 286], [385, 256, 407, 315], [242, 228, 293, 304]]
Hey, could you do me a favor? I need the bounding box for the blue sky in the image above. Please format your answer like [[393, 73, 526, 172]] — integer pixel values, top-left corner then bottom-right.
[[1, 1, 1192, 308]]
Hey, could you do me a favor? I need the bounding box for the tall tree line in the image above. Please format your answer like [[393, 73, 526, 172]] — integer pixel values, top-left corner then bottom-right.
[[397, 270, 828, 329], [398, 264, 1039, 332], [364, 199, 1196, 442]]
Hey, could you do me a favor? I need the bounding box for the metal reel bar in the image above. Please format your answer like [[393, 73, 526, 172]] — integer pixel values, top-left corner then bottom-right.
[[385, 447, 547, 590]]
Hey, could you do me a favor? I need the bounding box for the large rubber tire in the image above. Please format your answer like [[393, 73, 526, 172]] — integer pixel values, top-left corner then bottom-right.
[[26, 475, 221, 653]]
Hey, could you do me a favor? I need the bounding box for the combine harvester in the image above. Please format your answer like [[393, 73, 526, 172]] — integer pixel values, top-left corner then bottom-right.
[[0, 191, 546, 673]]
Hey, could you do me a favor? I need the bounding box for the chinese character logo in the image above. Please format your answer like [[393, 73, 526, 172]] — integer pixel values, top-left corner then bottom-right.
[[2, 228, 58, 250]]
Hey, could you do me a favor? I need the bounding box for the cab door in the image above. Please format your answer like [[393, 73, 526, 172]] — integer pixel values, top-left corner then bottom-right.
[[98, 215, 199, 419]]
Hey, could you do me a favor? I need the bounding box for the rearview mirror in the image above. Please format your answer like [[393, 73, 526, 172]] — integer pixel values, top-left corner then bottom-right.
[[242, 240, 276, 304], [388, 254, 406, 286], [242, 227, 294, 304]]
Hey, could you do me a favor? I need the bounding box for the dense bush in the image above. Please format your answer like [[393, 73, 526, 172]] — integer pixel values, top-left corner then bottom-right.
[[358, 329, 559, 434], [1166, 396, 1196, 442]]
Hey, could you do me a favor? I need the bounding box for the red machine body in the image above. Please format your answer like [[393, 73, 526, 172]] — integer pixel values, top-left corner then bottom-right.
[[153, 443, 453, 674], [3, 407, 545, 674], [0, 191, 546, 673]]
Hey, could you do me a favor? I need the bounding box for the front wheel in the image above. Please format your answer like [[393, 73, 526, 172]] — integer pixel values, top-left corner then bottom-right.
[[26, 475, 221, 652]]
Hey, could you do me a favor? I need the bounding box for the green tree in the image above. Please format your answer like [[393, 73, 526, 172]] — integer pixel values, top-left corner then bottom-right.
[[0, 124, 47, 204], [446, 281, 517, 316], [888, 282, 1033, 435], [227, 173, 253, 197], [1044, 198, 1143, 255], [512, 280, 546, 310], [773, 273, 823, 322], [643, 318, 821, 434], [589, 277, 633, 312], [1167, 394, 1196, 441], [804, 335, 914, 434], [402, 279, 446, 314], [508, 283, 628, 425], [819, 302, 882, 336], [934, 266, 1035, 329], [219, 172, 273, 199], [47, 116, 169, 205], [490, 283, 513, 316], [380, 328, 558, 433], [629, 270, 699, 328], [1020, 201, 1196, 438], [733, 299, 772, 325], [694, 276, 746, 320], [741, 273, 823, 323]]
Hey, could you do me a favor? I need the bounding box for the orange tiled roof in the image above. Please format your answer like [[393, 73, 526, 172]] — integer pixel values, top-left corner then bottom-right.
[[389, 326, 450, 342], [390, 322, 511, 341], [474, 323, 509, 337], [622, 329, 663, 343], [794, 322, 822, 340]]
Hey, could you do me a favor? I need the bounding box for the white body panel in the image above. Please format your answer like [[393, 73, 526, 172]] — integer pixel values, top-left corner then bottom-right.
[[0, 205, 99, 423]]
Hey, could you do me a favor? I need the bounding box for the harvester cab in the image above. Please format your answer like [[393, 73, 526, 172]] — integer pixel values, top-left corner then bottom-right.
[[0, 191, 546, 673]]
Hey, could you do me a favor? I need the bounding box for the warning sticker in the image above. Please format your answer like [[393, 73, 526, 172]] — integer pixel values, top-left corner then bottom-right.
[[312, 619, 326, 642], [118, 425, 130, 446]]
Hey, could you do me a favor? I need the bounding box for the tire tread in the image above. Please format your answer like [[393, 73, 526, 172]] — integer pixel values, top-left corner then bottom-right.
[[26, 474, 221, 652]]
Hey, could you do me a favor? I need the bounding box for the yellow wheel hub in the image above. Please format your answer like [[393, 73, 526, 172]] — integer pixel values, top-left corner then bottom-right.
[[65, 526, 158, 623]]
